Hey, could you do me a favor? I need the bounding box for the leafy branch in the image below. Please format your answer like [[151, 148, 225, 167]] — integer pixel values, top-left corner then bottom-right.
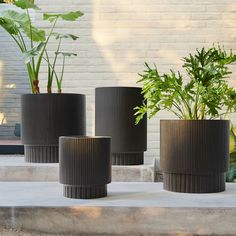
[[0, 0, 83, 93], [135, 46, 236, 123]]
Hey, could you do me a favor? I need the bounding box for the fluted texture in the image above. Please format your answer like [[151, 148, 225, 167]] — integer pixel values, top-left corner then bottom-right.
[[160, 120, 229, 193], [112, 152, 143, 165], [95, 87, 147, 165], [163, 173, 225, 193], [21, 94, 86, 163], [24, 145, 58, 163], [63, 185, 107, 199], [59, 137, 111, 199]]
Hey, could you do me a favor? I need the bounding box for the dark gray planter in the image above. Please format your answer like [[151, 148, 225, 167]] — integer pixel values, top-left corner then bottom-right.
[[59, 136, 111, 199], [21, 94, 86, 163], [95, 87, 147, 165], [160, 120, 229, 193]]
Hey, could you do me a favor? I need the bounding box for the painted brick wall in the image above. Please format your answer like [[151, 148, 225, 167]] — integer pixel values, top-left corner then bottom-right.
[[0, 4, 30, 139], [1, 0, 236, 163]]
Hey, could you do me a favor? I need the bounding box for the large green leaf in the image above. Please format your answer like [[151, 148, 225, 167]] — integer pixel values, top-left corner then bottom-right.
[[43, 11, 84, 22], [52, 32, 79, 40], [1, 10, 45, 41], [13, 0, 40, 10], [24, 42, 45, 63], [21, 24, 45, 42], [0, 17, 19, 35]]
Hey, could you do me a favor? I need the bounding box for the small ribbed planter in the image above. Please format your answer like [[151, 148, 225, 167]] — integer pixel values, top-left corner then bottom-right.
[[59, 136, 111, 199], [160, 120, 229, 193], [95, 87, 147, 165], [21, 94, 86, 163]]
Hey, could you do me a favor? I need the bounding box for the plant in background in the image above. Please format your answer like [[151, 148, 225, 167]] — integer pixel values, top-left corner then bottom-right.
[[0, 0, 83, 93], [0, 0, 14, 3], [135, 46, 236, 123], [228, 123, 236, 182]]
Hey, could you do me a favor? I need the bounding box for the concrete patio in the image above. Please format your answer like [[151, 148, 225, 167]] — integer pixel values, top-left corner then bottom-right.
[[0, 182, 235, 235], [0, 155, 155, 182]]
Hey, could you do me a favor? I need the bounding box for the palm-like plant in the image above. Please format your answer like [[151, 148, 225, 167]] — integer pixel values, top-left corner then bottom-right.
[[0, 0, 83, 93]]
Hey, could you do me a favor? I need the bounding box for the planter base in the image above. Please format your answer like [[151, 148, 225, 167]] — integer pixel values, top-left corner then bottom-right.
[[163, 172, 225, 193], [63, 184, 107, 199], [24, 145, 58, 163], [112, 152, 143, 165]]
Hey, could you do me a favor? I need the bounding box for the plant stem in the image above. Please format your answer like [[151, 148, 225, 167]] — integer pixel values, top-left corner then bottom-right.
[[26, 9, 35, 71], [172, 101, 185, 119], [18, 31, 27, 51], [49, 37, 62, 92], [194, 83, 200, 120], [35, 17, 58, 89], [58, 55, 66, 93], [173, 85, 192, 119], [45, 50, 52, 93], [200, 104, 205, 120]]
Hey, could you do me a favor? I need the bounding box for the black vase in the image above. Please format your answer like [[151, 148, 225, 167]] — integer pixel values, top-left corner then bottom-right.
[[160, 120, 229, 193], [21, 94, 86, 163], [95, 87, 147, 165], [59, 136, 111, 199]]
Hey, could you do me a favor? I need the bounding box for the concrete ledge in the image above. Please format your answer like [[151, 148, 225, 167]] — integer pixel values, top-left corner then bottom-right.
[[0, 182, 236, 235], [0, 155, 154, 182]]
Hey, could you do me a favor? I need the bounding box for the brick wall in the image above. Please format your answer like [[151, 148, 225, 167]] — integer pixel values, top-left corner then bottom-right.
[[1, 0, 236, 163]]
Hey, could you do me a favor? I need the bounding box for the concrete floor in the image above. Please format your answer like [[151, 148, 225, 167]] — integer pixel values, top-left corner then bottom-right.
[[0, 182, 236, 235], [0, 182, 236, 207], [0, 155, 154, 182]]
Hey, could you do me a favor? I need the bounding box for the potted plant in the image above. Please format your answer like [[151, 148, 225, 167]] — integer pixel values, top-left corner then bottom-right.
[[227, 124, 236, 182], [0, 0, 86, 162], [135, 46, 236, 193]]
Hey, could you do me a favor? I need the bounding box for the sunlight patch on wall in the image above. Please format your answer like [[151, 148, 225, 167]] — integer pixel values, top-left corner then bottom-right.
[[0, 113, 7, 125], [5, 83, 16, 89], [92, 1, 148, 86], [92, 1, 184, 86]]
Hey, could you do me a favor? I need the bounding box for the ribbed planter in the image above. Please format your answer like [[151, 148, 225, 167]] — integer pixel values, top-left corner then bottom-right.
[[59, 136, 111, 199], [160, 120, 229, 193], [95, 87, 147, 165], [21, 94, 86, 163]]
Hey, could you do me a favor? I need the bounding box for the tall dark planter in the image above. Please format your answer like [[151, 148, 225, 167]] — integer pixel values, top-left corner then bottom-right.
[[95, 87, 147, 165], [59, 136, 111, 199], [160, 120, 229, 193], [21, 94, 86, 163]]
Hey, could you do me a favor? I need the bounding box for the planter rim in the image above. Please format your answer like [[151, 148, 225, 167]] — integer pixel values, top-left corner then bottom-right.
[[160, 119, 229, 122], [21, 93, 85, 96], [60, 135, 111, 140], [96, 86, 141, 90]]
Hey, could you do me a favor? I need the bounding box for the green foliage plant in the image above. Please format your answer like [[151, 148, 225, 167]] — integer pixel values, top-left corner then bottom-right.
[[227, 123, 236, 182], [135, 46, 236, 123], [0, 0, 83, 93]]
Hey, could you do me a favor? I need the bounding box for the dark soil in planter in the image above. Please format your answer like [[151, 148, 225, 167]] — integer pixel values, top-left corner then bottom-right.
[[21, 93, 86, 163], [95, 87, 147, 165], [160, 120, 229, 193]]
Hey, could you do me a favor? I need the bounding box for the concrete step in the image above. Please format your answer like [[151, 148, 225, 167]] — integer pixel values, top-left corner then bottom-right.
[[0, 155, 154, 182], [0, 182, 236, 235]]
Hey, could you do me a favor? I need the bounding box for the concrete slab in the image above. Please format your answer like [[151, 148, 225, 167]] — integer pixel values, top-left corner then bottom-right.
[[0, 155, 154, 182], [0, 182, 235, 235]]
